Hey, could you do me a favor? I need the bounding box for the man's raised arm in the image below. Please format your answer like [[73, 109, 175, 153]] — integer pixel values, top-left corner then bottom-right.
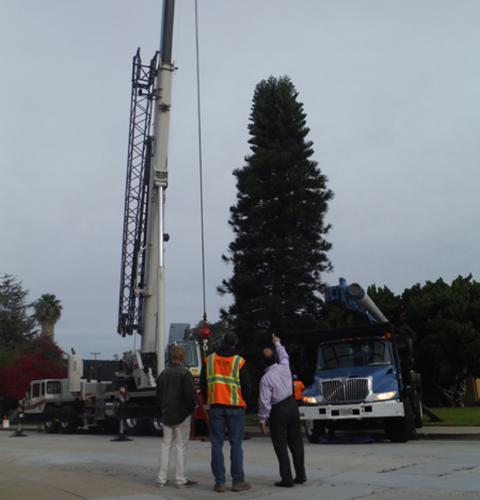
[[272, 335, 289, 365]]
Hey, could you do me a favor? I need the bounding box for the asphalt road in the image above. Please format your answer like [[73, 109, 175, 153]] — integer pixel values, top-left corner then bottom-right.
[[0, 431, 479, 499]]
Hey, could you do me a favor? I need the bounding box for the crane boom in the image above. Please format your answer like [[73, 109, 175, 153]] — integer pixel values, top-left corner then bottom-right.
[[117, 0, 176, 382], [141, 0, 175, 371], [117, 50, 158, 337], [324, 277, 388, 323]]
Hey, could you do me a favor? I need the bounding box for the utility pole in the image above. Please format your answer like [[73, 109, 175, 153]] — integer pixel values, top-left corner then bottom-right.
[[90, 352, 101, 362]]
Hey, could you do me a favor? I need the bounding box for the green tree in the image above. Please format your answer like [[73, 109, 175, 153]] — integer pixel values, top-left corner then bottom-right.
[[220, 76, 333, 353], [402, 276, 480, 406], [367, 285, 403, 325], [0, 274, 36, 350], [33, 293, 63, 340]]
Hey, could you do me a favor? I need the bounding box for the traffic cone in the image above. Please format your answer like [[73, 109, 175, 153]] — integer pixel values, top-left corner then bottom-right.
[[2, 415, 9, 430]]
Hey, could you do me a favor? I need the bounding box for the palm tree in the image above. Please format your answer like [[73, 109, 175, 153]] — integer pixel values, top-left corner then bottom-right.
[[33, 294, 63, 340]]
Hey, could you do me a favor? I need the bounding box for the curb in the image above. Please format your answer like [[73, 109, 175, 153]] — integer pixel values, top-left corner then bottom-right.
[[416, 432, 480, 441], [244, 428, 480, 441]]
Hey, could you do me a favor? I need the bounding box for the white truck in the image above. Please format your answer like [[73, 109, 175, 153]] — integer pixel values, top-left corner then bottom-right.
[[23, 353, 116, 433], [23, 331, 205, 435]]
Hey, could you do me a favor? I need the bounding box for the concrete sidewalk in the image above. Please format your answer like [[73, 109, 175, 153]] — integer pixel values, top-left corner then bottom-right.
[[3, 425, 480, 441], [243, 425, 480, 441], [1, 432, 479, 500], [416, 426, 480, 440]]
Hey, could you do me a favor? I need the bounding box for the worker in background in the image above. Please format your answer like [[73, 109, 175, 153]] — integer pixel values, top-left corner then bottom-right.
[[258, 334, 306, 488], [200, 332, 251, 493], [293, 375, 305, 403], [156, 345, 197, 489]]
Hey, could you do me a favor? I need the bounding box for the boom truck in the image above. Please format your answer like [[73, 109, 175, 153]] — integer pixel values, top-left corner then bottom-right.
[[22, 0, 210, 435], [295, 278, 423, 443]]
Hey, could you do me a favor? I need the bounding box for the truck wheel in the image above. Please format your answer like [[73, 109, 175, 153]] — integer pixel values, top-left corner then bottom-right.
[[384, 402, 415, 443], [149, 417, 163, 437], [60, 419, 78, 434], [304, 420, 325, 444], [124, 418, 147, 436], [44, 420, 60, 434]]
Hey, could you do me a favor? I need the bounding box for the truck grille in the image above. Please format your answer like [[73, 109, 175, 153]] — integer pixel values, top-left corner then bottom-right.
[[321, 378, 370, 402]]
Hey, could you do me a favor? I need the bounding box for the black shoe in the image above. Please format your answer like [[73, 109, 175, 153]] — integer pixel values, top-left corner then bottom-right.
[[275, 481, 294, 487], [294, 477, 307, 484]]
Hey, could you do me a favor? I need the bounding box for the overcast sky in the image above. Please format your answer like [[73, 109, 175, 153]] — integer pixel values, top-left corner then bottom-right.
[[1, 1, 479, 358]]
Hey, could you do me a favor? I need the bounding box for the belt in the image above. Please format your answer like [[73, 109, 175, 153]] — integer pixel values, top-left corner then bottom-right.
[[272, 395, 294, 407]]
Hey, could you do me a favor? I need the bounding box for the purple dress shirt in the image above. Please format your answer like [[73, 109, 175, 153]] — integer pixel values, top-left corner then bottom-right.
[[258, 341, 293, 423]]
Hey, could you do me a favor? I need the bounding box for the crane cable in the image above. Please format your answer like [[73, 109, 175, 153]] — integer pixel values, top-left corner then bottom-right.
[[194, 0, 207, 322]]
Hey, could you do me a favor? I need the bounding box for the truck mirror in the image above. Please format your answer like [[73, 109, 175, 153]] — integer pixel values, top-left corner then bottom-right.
[[395, 336, 414, 370]]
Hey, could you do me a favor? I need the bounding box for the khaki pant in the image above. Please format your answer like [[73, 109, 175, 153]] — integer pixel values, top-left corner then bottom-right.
[[157, 416, 191, 486]]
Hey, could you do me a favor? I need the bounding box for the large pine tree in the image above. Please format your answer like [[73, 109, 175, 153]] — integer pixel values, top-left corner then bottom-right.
[[0, 274, 36, 349], [220, 76, 333, 352]]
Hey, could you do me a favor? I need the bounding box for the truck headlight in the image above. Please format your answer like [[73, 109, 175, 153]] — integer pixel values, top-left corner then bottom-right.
[[303, 396, 319, 405], [374, 391, 397, 401]]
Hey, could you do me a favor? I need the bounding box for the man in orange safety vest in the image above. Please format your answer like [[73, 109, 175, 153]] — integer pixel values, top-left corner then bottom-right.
[[201, 332, 251, 493], [293, 375, 305, 403]]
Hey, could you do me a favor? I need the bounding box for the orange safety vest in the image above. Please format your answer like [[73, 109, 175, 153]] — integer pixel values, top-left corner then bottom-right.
[[293, 379, 305, 401], [205, 353, 246, 407]]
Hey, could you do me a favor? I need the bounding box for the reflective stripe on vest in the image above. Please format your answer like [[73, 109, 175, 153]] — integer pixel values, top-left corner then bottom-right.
[[206, 353, 246, 407]]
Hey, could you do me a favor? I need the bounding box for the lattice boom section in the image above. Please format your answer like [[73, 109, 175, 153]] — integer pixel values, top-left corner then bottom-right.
[[117, 49, 159, 336]]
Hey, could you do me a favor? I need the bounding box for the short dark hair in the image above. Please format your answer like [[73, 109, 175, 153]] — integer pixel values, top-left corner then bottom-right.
[[262, 347, 278, 366], [222, 332, 238, 348]]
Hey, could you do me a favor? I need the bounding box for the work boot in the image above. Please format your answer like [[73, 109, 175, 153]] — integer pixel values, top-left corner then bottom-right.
[[232, 481, 251, 492], [294, 476, 307, 484], [176, 480, 198, 489], [274, 480, 294, 487], [214, 483, 225, 493]]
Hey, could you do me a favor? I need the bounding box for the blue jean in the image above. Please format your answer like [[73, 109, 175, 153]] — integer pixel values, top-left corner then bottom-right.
[[209, 406, 245, 485]]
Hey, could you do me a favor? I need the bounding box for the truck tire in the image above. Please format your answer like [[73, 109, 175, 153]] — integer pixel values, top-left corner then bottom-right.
[[124, 417, 147, 436], [304, 420, 325, 444], [60, 419, 78, 434], [44, 420, 60, 434], [384, 402, 415, 443], [149, 417, 163, 437]]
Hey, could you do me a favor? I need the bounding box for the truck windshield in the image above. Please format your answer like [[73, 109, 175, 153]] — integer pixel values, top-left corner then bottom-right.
[[46, 381, 61, 394], [317, 339, 391, 370], [176, 342, 199, 369]]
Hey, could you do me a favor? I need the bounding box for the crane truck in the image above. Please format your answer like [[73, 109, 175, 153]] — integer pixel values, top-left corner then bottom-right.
[[22, 0, 210, 435], [295, 278, 423, 443]]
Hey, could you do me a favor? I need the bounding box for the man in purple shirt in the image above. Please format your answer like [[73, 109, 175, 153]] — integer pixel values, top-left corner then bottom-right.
[[258, 334, 306, 487]]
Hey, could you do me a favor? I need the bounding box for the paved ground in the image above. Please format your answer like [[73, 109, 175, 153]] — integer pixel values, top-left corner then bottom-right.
[[0, 431, 479, 500]]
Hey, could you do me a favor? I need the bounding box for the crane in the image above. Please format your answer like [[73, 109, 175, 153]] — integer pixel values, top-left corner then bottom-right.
[[23, 0, 211, 436], [117, 0, 175, 388]]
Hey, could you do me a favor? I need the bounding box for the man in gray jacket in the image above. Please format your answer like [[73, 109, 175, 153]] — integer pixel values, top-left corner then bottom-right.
[[156, 345, 197, 488]]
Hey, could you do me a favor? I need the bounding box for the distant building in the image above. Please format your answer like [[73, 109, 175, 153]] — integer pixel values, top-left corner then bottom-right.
[[168, 323, 190, 344]]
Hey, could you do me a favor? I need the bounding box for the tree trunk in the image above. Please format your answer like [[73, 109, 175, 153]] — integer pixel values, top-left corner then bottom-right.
[[41, 322, 54, 340]]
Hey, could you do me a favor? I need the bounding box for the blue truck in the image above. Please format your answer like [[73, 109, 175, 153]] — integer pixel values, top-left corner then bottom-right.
[[297, 279, 423, 443]]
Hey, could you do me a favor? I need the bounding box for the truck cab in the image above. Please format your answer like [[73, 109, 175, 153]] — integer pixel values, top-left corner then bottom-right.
[[25, 379, 67, 414], [311, 335, 400, 405], [297, 280, 422, 443]]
